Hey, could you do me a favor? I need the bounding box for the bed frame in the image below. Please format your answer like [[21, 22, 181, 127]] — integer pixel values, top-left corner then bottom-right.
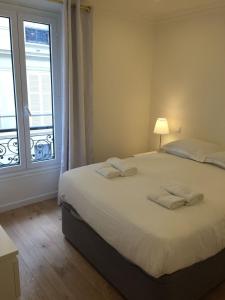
[[62, 201, 225, 300]]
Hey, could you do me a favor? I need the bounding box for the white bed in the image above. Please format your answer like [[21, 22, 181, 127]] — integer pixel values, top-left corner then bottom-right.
[[59, 152, 225, 278]]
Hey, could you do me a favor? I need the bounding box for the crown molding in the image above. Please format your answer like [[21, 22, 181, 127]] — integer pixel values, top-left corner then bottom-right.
[[90, 1, 225, 26], [4, 0, 225, 26], [153, 2, 225, 24]]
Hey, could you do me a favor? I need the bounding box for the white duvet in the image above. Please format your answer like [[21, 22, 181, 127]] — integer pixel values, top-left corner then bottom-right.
[[59, 152, 225, 278]]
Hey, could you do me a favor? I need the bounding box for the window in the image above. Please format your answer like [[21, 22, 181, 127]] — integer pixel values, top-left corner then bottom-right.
[[0, 9, 60, 173], [23, 21, 55, 163]]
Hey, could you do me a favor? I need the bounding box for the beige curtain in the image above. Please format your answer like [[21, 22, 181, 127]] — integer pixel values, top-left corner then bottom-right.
[[61, 0, 93, 172]]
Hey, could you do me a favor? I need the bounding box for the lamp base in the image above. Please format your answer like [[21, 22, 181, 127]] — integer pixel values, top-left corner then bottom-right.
[[158, 134, 162, 151]]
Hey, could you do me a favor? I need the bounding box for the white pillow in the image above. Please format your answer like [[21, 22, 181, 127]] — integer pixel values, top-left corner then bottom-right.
[[162, 139, 222, 162], [205, 152, 225, 169]]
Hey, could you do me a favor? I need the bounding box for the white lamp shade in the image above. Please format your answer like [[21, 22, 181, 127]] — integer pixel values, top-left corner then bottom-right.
[[154, 118, 169, 135]]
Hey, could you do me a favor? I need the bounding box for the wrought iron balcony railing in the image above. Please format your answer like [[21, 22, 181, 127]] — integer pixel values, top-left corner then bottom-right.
[[0, 126, 55, 168]]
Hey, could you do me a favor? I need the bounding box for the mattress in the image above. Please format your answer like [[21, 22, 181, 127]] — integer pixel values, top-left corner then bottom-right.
[[58, 152, 225, 278]]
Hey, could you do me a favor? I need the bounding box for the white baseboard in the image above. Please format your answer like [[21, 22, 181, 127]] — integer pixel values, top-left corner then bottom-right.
[[0, 191, 58, 213]]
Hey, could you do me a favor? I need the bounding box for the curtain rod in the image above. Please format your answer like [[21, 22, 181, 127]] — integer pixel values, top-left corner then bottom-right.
[[48, 0, 91, 12]]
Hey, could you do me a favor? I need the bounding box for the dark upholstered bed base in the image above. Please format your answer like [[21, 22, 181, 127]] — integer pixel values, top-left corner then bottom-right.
[[62, 202, 225, 300]]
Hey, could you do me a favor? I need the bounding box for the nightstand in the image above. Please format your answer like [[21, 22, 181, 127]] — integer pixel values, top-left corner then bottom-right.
[[0, 226, 20, 300]]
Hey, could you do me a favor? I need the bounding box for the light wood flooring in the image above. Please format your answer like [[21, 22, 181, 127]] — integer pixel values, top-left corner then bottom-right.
[[0, 199, 224, 300]]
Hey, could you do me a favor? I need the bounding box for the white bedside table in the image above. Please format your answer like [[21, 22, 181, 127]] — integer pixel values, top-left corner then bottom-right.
[[0, 226, 20, 300]]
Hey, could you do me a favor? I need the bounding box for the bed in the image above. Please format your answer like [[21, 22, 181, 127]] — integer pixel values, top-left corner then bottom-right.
[[59, 152, 225, 300]]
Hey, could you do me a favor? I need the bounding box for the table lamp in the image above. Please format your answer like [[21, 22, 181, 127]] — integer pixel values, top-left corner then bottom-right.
[[154, 118, 169, 149]]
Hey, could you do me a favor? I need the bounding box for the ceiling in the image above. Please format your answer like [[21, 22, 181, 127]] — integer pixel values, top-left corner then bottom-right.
[[85, 0, 225, 20], [3, 0, 225, 19]]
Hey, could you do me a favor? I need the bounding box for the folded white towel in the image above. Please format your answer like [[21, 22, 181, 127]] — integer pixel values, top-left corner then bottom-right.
[[163, 183, 204, 206], [147, 189, 185, 210], [107, 157, 137, 177], [96, 164, 120, 179]]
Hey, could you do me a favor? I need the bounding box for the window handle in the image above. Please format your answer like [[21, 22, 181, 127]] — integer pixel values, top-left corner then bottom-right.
[[24, 106, 32, 117]]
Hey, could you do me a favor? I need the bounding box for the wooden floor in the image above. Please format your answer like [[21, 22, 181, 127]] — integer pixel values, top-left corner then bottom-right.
[[0, 199, 225, 300]]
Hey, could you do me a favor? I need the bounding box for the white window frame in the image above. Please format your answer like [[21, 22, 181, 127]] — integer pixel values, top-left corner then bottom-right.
[[18, 13, 61, 170], [0, 3, 61, 176], [0, 9, 27, 174]]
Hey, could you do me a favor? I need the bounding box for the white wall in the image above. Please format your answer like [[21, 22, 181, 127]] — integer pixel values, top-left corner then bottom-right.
[[0, 167, 59, 212], [93, 10, 153, 161], [150, 9, 225, 149]]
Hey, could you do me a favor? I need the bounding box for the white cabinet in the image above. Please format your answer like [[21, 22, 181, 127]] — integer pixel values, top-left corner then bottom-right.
[[0, 226, 20, 300]]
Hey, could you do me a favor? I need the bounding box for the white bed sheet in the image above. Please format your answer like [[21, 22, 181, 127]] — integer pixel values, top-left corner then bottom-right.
[[59, 152, 225, 278]]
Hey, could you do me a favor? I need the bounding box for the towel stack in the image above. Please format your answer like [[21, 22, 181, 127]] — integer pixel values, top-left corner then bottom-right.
[[148, 182, 204, 210], [163, 183, 203, 206], [96, 157, 137, 179], [96, 164, 121, 179], [148, 190, 185, 210]]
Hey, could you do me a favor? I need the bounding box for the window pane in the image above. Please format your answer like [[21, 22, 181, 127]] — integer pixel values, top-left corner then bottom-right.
[[23, 21, 55, 162], [0, 17, 20, 168]]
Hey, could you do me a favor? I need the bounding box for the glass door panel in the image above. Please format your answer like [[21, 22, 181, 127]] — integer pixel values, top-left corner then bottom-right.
[[0, 16, 20, 168], [23, 21, 55, 163]]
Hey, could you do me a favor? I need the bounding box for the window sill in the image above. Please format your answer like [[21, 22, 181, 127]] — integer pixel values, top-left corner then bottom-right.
[[0, 164, 61, 182]]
